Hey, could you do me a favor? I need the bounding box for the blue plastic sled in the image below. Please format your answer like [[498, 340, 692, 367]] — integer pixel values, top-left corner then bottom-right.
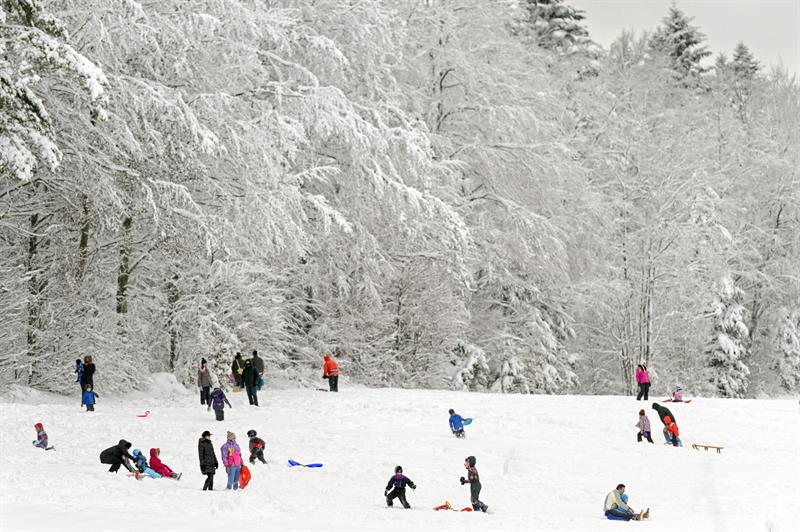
[[462, 418, 473, 426], [288, 459, 323, 468], [605, 514, 629, 521]]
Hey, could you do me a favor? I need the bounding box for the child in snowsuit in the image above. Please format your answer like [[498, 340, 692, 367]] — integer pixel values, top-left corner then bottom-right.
[[149, 448, 182, 479], [99, 439, 135, 473], [664, 416, 682, 447], [635, 410, 653, 443], [220, 431, 243, 490], [198, 430, 218, 491], [82, 385, 99, 411], [247, 429, 267, 464], [672, 385, 684, 402], [604, 484, 648, 520], [652, 403, 677, 444], [32, 422, 53, 450], [208, 387, 232, 421], [460, 455, 488, 512], [448, 409, 465, 439], [74, 359, 84, 393], [385, 465, 416, 508], [132, 448, 162, 479]]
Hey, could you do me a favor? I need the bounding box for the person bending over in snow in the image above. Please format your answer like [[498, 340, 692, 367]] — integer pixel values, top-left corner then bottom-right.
[[149, 448, 182, 480], [448, 409, 465, 439], [651, 403, 677, 444], [198, 430, 219, 491], [208, 387, 232, 421], [635, 410, 653, 443], [385, 465, 416, 509], [81, 385, 99, 412], [604, 484, 648, 521], [663, 416, 682, 447], [460, 456, 488, 512], [131, 448, 161, 479], [99, 439, 135, 473], [247, 429, 267, 464], [32, 422, 54, 450]]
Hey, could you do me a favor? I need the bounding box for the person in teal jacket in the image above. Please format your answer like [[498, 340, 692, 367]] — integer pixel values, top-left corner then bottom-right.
[[132, 448, 162, 479]]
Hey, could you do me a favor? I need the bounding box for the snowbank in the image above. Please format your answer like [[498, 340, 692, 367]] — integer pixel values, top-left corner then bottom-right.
[[0, 387, 797, 531]]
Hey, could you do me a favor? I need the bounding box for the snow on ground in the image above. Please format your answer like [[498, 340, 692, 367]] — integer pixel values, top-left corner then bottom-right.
[[1, 379, 798, 532]]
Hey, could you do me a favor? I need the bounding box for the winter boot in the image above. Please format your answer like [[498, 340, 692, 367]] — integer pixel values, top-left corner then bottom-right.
[[643, 508, 650, 519]]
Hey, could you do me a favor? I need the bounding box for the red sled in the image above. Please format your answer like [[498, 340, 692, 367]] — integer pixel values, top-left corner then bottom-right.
[[661, 399, 692, 403], [239, 465, 251, 489], [136, 410, 150, 418]]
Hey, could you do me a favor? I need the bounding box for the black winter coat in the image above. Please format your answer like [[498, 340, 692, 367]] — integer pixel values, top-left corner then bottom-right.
[[251, 355, 265, 374], [100, 439, 134, 464], [81, 363, 96, 387], [242, 366, 259, 387], [198, 438, 219, 474], [652, 403, 676, 425]]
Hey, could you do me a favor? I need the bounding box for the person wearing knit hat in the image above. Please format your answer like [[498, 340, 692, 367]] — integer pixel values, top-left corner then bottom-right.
[[635, 409, 653, 443], [220, 432, 243, 490], [32, 422, 53, 451]]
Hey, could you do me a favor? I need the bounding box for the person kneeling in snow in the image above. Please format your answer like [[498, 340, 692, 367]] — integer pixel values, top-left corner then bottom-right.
[[149, 448, 182, 480], [132, 448, 162, 479], [448, 409, 466, 439], [385, 465, 416, 508], [32, 422, 54, 450], [604, 484, 648, 521]]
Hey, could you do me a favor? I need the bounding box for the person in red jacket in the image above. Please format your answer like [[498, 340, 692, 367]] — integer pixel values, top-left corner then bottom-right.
[[149, 448, 182, 480], [664, 416, 682, 447], [322, 355, 339, 392]]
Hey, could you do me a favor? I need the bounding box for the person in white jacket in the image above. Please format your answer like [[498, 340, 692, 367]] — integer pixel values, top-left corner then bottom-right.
[[604, 484, 648, 521]]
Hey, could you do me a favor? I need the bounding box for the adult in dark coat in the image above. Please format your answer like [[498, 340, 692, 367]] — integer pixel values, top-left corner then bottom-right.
[[198, 431, 219, 491], [242, 360, 259, 406], [100, 439, 135, 473], [80, 355, 96, 392], [251, 350, 265, 375], [652, 403, 677, 444], [231, 353, 244, 388]]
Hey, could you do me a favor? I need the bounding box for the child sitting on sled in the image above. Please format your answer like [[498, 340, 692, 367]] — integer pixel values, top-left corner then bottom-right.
[[672, 385, 684, 402], [149, 448, 182, 480], [132, 448, 161, 479], [32, 422, 54, 450]]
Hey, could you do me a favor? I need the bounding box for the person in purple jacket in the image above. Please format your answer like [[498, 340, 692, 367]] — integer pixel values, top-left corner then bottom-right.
[[208, 387, 232, 421], [384, 466, 416, 508], [635, 363, 650, 401], [635, 409, 653, 443], [32, 422, 54, 450]]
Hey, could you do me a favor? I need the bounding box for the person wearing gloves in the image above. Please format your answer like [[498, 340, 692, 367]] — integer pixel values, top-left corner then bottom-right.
[[149, 448, 182, 480], [208, 387, 232, 421], [99, 439, 135, 473], [247, 429, 267, 464], [448, 409, 466, 439], [322, 354, 339, 392], [198, 358, 212, 405], [198, 430, 219, 491], [220, 431, 243, 490], [131, 448, 162, 479], [635, 409, 653, 443], [460, 456, 488, 513], [384, 465, 416, 508]]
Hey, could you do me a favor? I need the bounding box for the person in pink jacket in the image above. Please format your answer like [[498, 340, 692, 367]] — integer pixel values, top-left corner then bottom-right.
[[220, 431, 243, 490], [149, 448, 182, 480], [635, 363, 650, 401]]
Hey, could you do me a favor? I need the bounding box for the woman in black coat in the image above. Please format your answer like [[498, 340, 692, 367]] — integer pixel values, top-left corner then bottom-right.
[[100, 439, 134, 473], [80, 355, 96, 392], [198, 431, 219, 490]]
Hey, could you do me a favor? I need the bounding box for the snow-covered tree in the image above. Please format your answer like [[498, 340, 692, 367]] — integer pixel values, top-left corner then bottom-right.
[[515, 0, 592, 54], [776, 310, 800, 392], [706, 275, 751, 398], [453, 344, 491, 392], [649, 5, 711, 81]]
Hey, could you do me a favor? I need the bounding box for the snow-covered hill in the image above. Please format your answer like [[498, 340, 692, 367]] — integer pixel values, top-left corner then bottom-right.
[[1, 383, 797, 531]]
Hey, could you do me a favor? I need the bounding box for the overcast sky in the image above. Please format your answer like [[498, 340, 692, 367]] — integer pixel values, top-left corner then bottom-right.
[[572, 0, 800, 75]]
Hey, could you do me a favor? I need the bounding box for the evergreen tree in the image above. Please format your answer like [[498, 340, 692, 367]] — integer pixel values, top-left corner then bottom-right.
[[777, 310, 800, 391], [516, 0, 592, 54], [649, 5, 711, 80], [706, 275, 751, 398]]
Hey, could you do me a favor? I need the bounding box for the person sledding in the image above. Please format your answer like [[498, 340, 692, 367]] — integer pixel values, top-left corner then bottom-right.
[[449, 409, 466, 439], [322, 354, 339, 392], [149, 448, 182, 480], [604, 483, 649, 521], [32, 422, 54, 451], [635, 409, 653, 443], [99, 439, 135, 473], [247, 429, 267, 464], [664, 416, 682, 447], [384, 465, 417, 509], [132, 448, 161, 479], [208, 386, 232, 421], [460, 456, 488, 513], [651, 403, 677, 444], [671, 385, 685, 402]]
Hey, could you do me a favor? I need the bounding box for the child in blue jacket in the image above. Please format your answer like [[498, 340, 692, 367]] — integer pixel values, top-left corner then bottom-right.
[[448, 409, 465, 439], [132, 448, 162, 479], [82, 386, 99, 411]]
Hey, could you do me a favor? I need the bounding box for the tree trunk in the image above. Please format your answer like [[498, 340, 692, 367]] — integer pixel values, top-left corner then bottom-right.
[[116, 215, 132, 317]]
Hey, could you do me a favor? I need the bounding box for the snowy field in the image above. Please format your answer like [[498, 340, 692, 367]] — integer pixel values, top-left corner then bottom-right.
[[1, 380, 798, 532]]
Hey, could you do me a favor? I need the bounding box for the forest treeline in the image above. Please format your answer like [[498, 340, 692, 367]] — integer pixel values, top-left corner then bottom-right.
[[1, 0, 798, 397]]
